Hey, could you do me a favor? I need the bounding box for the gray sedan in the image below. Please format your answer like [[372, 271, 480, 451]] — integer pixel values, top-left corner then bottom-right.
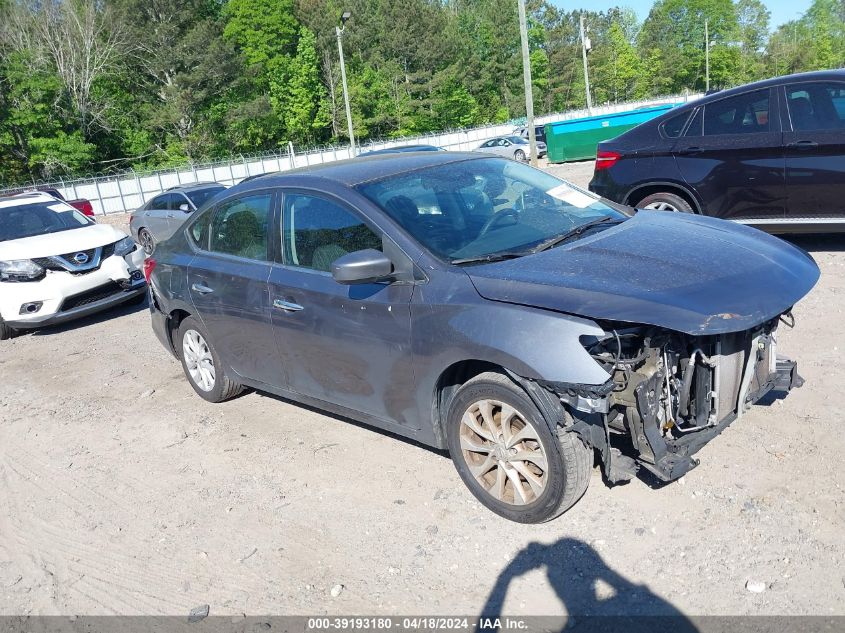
[[145, 152, 816, 523], [476, 135, 547, 161], [130, 182, 226, 254]]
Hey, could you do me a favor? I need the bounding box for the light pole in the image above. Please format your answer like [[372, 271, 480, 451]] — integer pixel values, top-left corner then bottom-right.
[[336, 11, 355, 155], [517, 0, 538, 166], [705, 19, 710, 92], [579, 15, 592, 114]]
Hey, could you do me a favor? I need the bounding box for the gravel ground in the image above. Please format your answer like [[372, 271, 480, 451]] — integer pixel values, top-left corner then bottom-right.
[[1, 161, 843, 617]]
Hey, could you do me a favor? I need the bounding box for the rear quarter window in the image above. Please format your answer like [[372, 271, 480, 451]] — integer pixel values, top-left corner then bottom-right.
[[660, 111, 692, 138]]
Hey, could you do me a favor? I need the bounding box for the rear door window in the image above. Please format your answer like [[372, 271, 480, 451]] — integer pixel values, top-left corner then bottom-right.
[[684, 108, 703, 136], [786, 82, 845, 131], [703, 89, 770, 136], [208, 193, 272, 261], [661, 111, 691, 138], [148, 193, 174, 210]]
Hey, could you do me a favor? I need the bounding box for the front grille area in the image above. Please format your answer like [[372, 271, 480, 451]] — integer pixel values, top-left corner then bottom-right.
[[31, 257, 65, 271], [58, 247, 97, 265], [60, 281, 124, 312], [32, 242, 118, 275]]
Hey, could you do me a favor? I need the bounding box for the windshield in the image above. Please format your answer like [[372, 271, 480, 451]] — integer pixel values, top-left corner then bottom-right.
[[0, 201, 92, 242], [356, 158, 626, 262], [186, 187, 225, 209]]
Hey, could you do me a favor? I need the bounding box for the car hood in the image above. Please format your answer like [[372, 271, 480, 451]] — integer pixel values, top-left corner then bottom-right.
[[465, 210, 820, 335], [0, 223, 126, 260]]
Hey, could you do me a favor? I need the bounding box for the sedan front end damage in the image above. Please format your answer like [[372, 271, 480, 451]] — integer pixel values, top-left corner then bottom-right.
[[551, 314, 802, 483]]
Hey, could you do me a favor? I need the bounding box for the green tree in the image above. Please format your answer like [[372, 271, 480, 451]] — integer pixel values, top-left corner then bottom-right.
[[272, 27, 330, 143]]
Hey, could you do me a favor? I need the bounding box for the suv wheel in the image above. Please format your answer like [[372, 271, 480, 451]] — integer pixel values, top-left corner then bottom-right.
[[446, 372, 592, 523], [178, 316, 243, 403], [637, 192, 693, 213], [0, 318, 15, 341]]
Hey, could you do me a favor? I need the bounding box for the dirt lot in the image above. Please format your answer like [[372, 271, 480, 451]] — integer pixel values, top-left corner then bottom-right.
[[1, 161, 843, 618]]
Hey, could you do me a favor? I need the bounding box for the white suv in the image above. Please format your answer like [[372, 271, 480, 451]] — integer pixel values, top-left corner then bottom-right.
[[0, 192, 146, 339]]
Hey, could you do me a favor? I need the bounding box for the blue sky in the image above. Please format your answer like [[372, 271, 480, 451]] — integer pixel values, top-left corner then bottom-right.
[[552, 0, 812, 29]]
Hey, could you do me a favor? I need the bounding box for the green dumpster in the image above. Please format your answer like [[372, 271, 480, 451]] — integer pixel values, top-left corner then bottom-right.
[[545, 104, 676, 163]]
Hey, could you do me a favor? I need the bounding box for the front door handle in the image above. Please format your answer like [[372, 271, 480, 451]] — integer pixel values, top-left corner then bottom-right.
[[787, 140, 818, 149], [191, 283, 214, 295], [677, 146, 703, 155], [273, 299, 304, 312]]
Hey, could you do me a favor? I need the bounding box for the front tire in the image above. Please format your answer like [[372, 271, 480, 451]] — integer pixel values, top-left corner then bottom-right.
[[636, 192, 693, 213], [0, 318, 15, 341], [446, 372, 592, 523], [178, 317, 243, 403]]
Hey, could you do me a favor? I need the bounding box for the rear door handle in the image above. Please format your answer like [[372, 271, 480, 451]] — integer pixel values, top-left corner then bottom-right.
[[273, 299, 304, 312], [787, 140, 818, 149], [677, 146, 703, 155], [191, 283, 214, 295]]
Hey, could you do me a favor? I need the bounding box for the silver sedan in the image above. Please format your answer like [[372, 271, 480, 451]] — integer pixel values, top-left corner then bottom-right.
[[130, 183, 226, 255], [475, 135, 547, 161]]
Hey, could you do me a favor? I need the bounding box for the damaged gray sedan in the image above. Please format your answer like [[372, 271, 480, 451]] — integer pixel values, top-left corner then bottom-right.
[[146, 153, 819, 523]]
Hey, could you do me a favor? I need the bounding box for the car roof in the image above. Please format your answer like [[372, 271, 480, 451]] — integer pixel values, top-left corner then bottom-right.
[[687, 69, 845, 108], [227, 152, 493, 193], [0, 192, 59, 209], [359, 144, 442, 156], [165, 182, 226, 193]]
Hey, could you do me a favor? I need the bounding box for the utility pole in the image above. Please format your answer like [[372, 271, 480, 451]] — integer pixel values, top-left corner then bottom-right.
[[336, 12, 355, 156], [517, 0, 538, 166], [705, 19, 710, 93], [579, 15, 592, 114]]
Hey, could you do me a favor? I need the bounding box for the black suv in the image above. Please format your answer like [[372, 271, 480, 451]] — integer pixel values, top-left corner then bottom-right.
[[589, 70, 845, 233]]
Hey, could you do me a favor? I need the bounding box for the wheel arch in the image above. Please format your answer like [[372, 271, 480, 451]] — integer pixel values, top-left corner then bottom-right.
[[431, 359, 569, 450], [625, 181, 702, 213], [167, 308, 192, 357]]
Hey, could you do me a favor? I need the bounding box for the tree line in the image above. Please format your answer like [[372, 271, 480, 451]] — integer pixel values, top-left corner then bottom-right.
[[0, 0, 842, 186]]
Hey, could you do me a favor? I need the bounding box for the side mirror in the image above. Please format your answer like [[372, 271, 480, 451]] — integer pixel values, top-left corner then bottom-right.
[[179, 203, 191, 212], [332, 249, 393, 285]]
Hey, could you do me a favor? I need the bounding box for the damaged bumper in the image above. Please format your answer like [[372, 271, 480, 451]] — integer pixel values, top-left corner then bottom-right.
[[552, 319, 804, 484]]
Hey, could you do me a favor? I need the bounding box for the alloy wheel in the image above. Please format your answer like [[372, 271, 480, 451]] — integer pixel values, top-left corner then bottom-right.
[[183, 329, 215, 392], [643, 201, 679, 211], [459, 399, 548, 505], [139, 229, 155, 255]]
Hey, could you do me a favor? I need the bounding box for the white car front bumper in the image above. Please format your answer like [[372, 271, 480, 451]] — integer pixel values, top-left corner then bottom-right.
[[1, 249, 146, 329]]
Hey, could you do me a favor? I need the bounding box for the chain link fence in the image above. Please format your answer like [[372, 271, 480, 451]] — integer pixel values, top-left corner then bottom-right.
[[0, 93, 698, 215]]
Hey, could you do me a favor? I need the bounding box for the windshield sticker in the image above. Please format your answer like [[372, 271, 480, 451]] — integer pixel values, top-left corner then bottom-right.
[[546, 184, 595, 208]]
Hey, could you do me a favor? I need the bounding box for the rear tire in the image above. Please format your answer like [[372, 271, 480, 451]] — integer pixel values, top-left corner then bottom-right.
[[138, 228, 155, 255], [177, 316, 243, 403], [636, 192, 693, 213], [513, 149, 527, 162], [446, 371, 591, 523]]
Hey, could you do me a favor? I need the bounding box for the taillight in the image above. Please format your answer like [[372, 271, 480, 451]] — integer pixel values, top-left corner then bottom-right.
[[595, 149, 621, 171], [79, 200, 94, 216], [143, 258, 156, 283]]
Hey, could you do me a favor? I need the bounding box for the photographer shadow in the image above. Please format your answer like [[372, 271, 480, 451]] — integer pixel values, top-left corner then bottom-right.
[[478, 538, 698, 633]]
